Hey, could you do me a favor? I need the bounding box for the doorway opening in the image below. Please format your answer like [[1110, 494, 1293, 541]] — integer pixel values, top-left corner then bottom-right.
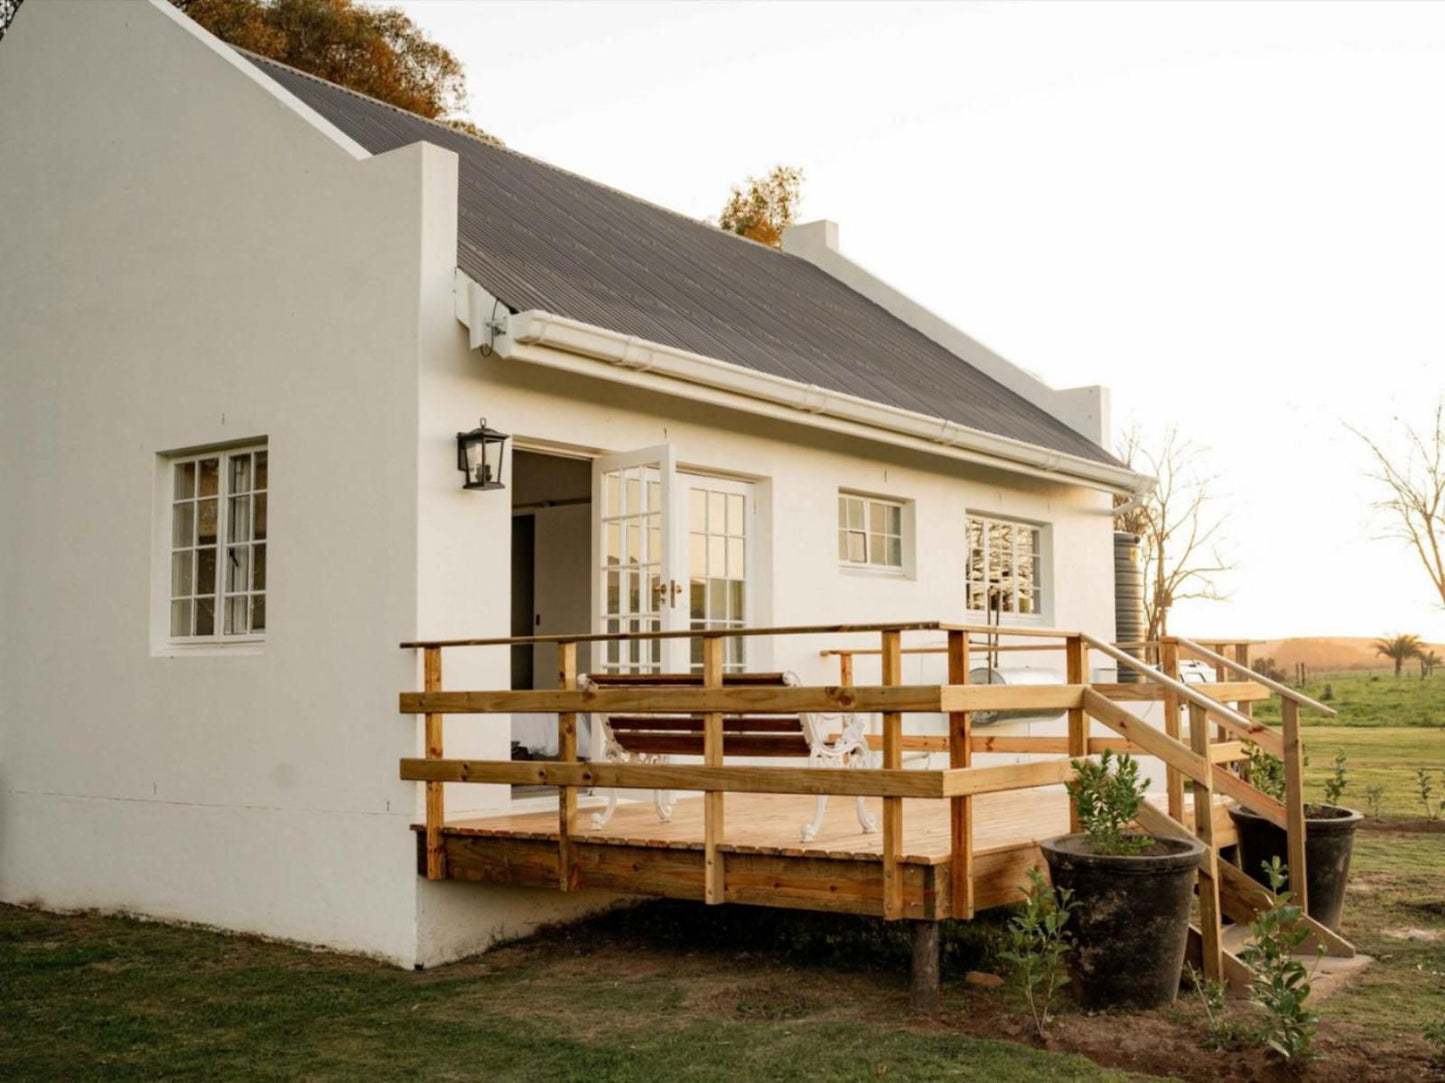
[[509, 449, 593, 799]]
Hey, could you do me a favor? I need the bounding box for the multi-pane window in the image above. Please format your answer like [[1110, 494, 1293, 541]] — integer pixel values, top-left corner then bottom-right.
[[689, 480, 749, 672], [169, 446, 267, 639], [598, 464, 663, 673], [966, 515, 1043, 616], [837, 493, 904, 569]]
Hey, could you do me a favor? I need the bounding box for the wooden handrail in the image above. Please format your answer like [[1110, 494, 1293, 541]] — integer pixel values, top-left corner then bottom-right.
[[1079, 634, 1283, 756], [402, 621, 950, 650], [1173, 636, 1338, 718]]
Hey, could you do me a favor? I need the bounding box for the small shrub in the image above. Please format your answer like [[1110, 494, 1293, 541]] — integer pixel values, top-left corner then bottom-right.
[[1322, 752, 1348, 806], [1240, 857, 1319, 1062], [1321, 682, 1334, 701], [998, 867, 1074, 1037], [1417, 769, 1444, 822], [1244, 742, 1287, 803], [1364, 784, 1386, 819], [1066, 749, 1150, 855], [1184, 962, 1247, 1051]]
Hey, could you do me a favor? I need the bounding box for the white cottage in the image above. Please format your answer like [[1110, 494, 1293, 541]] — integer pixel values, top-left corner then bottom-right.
[[1, 0, 1171, 969]]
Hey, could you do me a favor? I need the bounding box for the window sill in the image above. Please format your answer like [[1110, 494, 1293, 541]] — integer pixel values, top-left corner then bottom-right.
[[153, 638, 266, 659], [839, 563, 911, 581]]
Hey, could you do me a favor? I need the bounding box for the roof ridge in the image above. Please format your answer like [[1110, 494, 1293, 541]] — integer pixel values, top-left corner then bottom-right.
[[236, 48, 796, 264]]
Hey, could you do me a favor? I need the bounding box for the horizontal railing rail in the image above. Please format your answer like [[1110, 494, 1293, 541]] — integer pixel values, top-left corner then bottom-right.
[[1173, 636, 1338, 718]]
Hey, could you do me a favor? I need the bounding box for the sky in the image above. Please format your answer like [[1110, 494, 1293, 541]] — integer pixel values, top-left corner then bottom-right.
[[397, 0, 1445, 642]]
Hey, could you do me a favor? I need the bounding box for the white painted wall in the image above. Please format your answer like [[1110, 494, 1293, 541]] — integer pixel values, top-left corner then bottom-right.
[[0, 0, 440, 964]]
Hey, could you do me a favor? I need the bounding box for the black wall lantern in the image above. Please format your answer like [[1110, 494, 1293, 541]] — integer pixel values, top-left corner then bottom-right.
[[456, 418, 509, 491]]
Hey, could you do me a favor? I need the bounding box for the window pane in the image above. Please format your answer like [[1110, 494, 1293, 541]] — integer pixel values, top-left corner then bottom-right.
[[690, 490, 706, 532], [225, 596, 247, 635], [690, 579, 705, 620], [255, 451, 268, 490], [727, 538, 744, 579], [253, 494, 267, 542], [198, 458, 220, 498], [228, 546, 250, 593], [868, 533, 886, 565], [728, 579, 745, 621], [847, 498, 864, 529], [228, 496, 251, 544], [253, 543, 266, 591], [709, 578, 726, 619], [605, 474, 620, 517], [230, 453, 251, 495], [196, 596, 215, 636], [171, 502, 194, 549], [708, 535, 725, 577], [837, 497, 848, 530], [174, 461, 196, 500], [647, 479, 661, 514], [197, 547, 216, 594], [887, 536, 902, 567], [170, 599, 191, 637], [250, 594, 266, 632], [690, 534, 706, 576], [727, 493, 744, 536], [624, 472, 640, 516], [887, 504, 902, 535], [870, 502, 888, 533], [838, 529, 849, 561], [708, 490, 725, 532], [197, 499, 218, 545], [605, 523, 620, 565], [170, 551, 192, 598], [626, 523, 640, 564], [847, 531, 866, 563]]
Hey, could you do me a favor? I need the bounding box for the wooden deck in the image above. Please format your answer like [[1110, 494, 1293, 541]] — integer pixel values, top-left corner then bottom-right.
[[420, 790, 1240, 919]]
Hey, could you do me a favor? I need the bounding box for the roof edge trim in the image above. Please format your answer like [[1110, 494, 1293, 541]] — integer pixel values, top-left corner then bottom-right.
[[457, 273, 1147, 496]]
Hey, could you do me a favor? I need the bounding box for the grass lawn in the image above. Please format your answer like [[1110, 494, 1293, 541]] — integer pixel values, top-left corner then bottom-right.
[[1297, 725, 1445, 817], [1252, 670, 1445, 728]]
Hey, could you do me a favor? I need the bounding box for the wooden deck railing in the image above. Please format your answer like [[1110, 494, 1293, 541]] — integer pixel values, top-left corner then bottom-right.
[[400, 619, 1351, 988]]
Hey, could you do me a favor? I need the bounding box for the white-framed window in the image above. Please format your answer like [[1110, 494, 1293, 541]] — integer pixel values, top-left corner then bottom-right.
[[168, 445, 267, 641], [966, 514, 1044, 617], [838, 492, 905, 570]]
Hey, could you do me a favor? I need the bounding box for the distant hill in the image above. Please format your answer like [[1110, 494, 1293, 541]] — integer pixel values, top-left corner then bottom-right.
[[1253, 636, 1445, 672]]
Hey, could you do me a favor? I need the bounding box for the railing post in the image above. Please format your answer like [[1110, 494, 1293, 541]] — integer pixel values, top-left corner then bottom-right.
[[423, 645, 445, 881], [1281, 697, 1308, 913], [1065, 635, 1088, 833], [703, 635, 725, 905], [556, 641, 578, 891], [881, 629, 904, 920], [839, 651, 854, 688], [947, 629, 973, 919], [1188, 700, 1223, 981], [1160, 638, 1185, 823]]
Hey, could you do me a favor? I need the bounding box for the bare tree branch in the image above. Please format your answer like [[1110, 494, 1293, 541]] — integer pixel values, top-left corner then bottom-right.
[[1349, 399, 1445, 608], [1113, 425, 1235, 641]]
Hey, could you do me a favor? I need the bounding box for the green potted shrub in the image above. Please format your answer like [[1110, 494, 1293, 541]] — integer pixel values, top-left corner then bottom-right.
[[1041, 750, 1204, 1010], [1228, 746, 1362, 931]]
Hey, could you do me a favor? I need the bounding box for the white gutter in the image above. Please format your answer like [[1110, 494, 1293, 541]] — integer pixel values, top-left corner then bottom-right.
[[458, 273, 1150, 497]]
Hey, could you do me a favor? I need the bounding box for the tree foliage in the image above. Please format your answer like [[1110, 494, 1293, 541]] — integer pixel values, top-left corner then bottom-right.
[[0, 0, 24, 45], [1352, 398, 1445, 609], [1373, 633, 1424, 678], [1114, 426, 1233, 641], [171, 0, 499, 142], [717, 165, 804, 248]]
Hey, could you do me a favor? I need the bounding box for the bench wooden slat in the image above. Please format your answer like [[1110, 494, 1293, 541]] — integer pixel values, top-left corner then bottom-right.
[[618, 733, 812, 758], [607, 715, 805, 734], [587, 672, 790, 687]]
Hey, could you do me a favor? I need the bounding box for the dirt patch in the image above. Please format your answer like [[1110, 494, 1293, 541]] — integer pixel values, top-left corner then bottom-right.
[[1385, 927, 1443, 942]]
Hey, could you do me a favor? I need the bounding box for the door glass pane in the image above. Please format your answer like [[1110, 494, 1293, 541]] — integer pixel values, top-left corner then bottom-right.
[[198, 458, 220, 497], [687, 480, 752, 672], [196, 596, 215, 636], [197, 547, 216, 593]]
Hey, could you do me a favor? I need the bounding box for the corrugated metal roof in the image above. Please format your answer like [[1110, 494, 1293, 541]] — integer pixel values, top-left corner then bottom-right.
[[247, 53, 1119, 467]]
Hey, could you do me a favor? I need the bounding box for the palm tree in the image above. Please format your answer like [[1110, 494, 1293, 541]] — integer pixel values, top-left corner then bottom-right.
[[1419, 649, 1443, 679], [1374, 634, 1425, 678]]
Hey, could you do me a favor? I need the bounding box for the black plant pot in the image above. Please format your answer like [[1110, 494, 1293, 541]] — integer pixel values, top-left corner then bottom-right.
[[1228, 804, 1362, 932], [1040, 834, 1205, 1011]]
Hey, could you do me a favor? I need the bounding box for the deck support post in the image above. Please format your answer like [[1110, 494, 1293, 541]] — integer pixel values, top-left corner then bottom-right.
[[880, 629, 904, 921], [423, 645, 446, 881], [947, 629, 973, 919], [1189, 701, 1224, 982], [703, 636, 726, 905], [556, 641, 578, 891], [1281, 698, 1308, 913], [1065, 635, 1088, 833], [1160, 639, 1185, 824], [909, 920, 942, 1014]]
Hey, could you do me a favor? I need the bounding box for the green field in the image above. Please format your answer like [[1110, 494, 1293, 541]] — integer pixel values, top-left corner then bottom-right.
[[1252, 670, 1445, 728], [1297, 725, 1445, 817]]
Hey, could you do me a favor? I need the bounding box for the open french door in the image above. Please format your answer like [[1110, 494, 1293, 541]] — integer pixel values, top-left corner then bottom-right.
[[592, 446, 686, 675]]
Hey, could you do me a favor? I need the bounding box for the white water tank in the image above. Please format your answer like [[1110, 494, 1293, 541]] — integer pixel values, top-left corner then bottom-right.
[[967, 666, 1067, 726]]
